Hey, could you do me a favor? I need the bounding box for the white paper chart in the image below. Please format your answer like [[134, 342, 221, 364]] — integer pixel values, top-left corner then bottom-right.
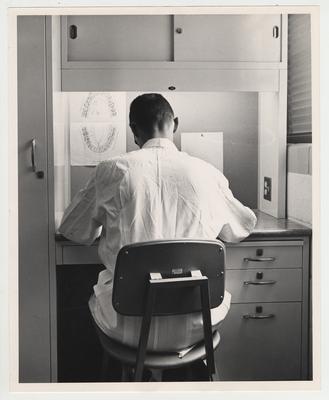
[[69, 92, 126, 166], [181, 132, 223, 171]]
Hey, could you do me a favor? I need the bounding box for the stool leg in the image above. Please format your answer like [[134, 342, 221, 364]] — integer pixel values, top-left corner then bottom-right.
[[203, 358, 214, 381], [212, 363, 220, 381]]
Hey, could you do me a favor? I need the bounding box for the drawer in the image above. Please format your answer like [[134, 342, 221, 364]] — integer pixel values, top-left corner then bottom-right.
[[215, 302, 302, 380], [226, 241, 303, 269], [225, 268, 302, 303], [62, 245, 101, 265]]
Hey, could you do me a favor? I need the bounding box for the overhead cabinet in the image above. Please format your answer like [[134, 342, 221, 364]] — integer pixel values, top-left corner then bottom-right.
[[62, 14, 284, 66], [61, 14, 286, 93]]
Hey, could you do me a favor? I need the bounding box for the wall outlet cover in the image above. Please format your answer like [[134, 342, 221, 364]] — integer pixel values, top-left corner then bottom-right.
[[264, 177, 272, 201]]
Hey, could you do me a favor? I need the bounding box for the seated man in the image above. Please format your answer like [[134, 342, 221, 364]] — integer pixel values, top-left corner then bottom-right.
[[59, 93, 257, 353]]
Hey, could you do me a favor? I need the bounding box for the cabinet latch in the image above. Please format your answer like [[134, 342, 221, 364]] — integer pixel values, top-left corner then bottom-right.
[[69, 25, 78, 39]]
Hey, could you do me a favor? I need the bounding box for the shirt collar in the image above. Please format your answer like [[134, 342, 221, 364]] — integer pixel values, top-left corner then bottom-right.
[[142, 138, 178, 151]]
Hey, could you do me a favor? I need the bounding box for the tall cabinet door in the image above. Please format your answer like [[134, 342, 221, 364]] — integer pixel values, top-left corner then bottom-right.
[[17, 16, 52, 382]]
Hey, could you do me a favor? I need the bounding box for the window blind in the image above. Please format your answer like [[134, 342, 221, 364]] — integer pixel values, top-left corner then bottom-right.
[[287, 14, 312, 143]]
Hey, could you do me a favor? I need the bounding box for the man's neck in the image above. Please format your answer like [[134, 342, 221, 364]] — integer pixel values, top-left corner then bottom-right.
[[141, 132, 173, 147]]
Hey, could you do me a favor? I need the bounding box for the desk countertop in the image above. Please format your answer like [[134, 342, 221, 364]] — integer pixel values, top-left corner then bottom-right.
[[246, 210, 311, 238], [55, 210, 311, 243]]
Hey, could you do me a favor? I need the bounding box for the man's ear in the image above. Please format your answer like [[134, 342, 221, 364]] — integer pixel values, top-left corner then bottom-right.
[[129, 122, 139, 137], [173, 117, 179, 133]]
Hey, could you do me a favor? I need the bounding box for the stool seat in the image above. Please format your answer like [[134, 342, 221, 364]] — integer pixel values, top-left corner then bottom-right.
[[96, 324, 220, 370]]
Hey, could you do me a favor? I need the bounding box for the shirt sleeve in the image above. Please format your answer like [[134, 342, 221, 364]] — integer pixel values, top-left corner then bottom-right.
[[216, 172, 257, 243], [58, 168, 103, 245]]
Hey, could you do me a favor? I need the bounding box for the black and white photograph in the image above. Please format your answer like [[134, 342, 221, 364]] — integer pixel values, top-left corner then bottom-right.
[[2, 1, 325, 395]]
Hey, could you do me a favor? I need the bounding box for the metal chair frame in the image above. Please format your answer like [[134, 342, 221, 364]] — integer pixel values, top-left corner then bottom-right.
[[134, 270, 215, 381]]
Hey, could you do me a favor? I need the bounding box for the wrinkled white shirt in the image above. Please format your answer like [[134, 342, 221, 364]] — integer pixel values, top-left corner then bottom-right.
[[59, 138, 257, 351]]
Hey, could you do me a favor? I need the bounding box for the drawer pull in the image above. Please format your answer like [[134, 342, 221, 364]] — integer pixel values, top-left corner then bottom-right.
[[243, 280, 277, 286], [244, 257, 276, 262], [243, 313, 275, 319]]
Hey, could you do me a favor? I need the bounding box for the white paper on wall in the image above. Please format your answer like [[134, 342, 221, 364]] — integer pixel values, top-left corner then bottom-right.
[[69, 92, 126, 166], [181, 132, 223, 171]]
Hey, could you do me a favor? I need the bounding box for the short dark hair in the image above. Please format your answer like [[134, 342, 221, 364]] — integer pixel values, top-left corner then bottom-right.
[[129, 93, 174, 138]]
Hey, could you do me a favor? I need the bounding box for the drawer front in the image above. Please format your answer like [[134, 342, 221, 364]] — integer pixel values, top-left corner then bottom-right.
[[62, 245, 101, 265], [215, 302, 302, 380], [226, 241, 303, 269], [225, 268, 302, 303]]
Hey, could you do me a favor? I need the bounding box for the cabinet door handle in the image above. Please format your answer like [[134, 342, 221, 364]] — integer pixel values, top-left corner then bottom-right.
[[243, 280, 276, 286], [243, 313, 275, 319], [69, 24, 78, 39], [272, 25, 279, 38], [30, 139, 44, 179], [244, 257, 276, 262]]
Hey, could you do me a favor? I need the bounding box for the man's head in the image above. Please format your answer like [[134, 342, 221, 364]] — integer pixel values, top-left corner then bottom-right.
[[129, 93, 178, 147]]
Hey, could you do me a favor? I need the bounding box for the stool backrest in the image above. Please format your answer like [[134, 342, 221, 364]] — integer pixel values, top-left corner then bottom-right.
[[112, 239, 225, 317]]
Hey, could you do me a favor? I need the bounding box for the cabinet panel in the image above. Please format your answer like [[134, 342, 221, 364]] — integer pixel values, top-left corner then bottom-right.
[[225, 268, 302, 303], [226, 241, 303, 269], [56, 264, 110, 382], [215, 302, 302, 380], [62, 245, 101, 265], [174, 15, 281, 62], [62, 67, 279, 92], [63, 15, 173, 63], [17, 16, 51, 383]]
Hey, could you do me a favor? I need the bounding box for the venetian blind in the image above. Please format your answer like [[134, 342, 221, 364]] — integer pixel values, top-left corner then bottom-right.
[[287, 14, 312, 142]]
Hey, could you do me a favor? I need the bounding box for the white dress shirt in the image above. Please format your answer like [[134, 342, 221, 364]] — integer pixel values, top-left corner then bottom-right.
[[59, 138, 257, 351]]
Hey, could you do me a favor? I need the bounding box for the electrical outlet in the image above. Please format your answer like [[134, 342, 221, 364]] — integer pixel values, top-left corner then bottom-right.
[[264, 177, 272, 201]]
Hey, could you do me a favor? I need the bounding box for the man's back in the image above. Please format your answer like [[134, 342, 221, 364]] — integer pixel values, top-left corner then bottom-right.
[[95, 138, 256, 271], [123, 139, 221, 240]]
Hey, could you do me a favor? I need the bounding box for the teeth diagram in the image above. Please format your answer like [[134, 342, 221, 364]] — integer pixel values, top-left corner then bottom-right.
[[81, 125, 118, 154], [81, 92, 118, 120], [69, 92, 126, 166]]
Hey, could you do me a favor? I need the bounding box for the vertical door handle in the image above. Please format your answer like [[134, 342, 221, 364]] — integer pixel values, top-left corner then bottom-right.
[[31, 139, 44, 179], [272, 26, 279, 38]]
